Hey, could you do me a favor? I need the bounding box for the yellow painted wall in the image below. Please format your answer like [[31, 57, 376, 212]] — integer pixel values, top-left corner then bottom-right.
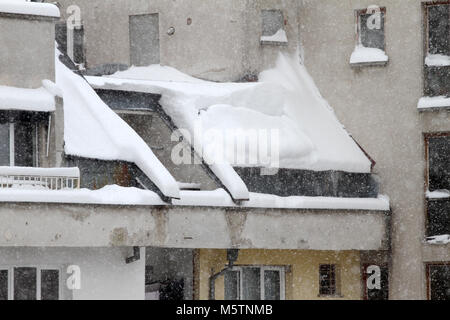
[[196, 249, 362, 300]]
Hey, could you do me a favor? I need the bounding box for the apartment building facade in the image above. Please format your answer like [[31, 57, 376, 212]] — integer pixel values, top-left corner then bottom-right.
[[0, 0, 447, 300]]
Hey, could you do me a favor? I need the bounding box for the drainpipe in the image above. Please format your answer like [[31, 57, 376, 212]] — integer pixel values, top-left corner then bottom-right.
[[209, 249, 239, 300]]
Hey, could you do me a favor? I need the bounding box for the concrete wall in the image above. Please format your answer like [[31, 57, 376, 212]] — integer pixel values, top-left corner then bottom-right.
[[0, 247, 144, 300], [0, 202, 389, 251], [197, 249, 362, 300], [54, 0, 300, 81], [298, 0, 450, 299], [0, 13, 56, 87]]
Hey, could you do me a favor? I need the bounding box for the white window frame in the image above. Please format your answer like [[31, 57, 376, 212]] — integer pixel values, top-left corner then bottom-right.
[[0, 265, 62, 300], [229, 265, 286, 300]]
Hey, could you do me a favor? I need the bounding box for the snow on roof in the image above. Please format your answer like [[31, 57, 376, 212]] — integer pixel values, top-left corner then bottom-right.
[[0, 0, 60, 18], [0, 166, 79, 177], [87, 52, 372, 174], [0, 184, 390, 211], [350, 45, 388, 65], [55, 51, 180, 199], [0, 82, 56, 112]]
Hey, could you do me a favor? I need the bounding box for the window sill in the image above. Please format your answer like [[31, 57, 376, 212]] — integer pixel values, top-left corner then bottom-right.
[[317, 294, 344, 298], [260, 40, 288, 46], [417, 96, 450, 112], [349, 60, 388, 68]]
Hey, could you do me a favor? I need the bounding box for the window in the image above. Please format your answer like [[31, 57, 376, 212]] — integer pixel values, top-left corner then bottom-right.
[[427, 264, 450, 300], [319, 264, 340, 296], [424, 2, 450, 96], [129, 14, 160, 66], [0, 121, 36, 167], [350, 7, 388, 66], [362, 264, 389, 300], [0, 267, 60, 300], [425, 133, 450, 236], [224, 266, 285, 300], [55, 22, 85, 66], [260, 10, 287, 45]]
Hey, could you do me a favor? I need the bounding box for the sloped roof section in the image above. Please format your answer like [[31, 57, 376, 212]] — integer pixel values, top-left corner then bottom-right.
[[87, 53, 373, 199], [0, 0, 60, 18], [55, 51, 180, 199]]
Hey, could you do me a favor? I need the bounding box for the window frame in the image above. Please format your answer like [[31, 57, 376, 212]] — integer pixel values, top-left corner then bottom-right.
[[355, 7, 387, 51], [424, 132, 450, 236], [426, 262, 450, 300], [318, 264, 342, 297], [0, 265, 62, 300], [226, 265, 286, 300], [422, 1, 450, 96]]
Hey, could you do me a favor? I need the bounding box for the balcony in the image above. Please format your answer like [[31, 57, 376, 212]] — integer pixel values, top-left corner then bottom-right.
[[0, 166, 80, 190]]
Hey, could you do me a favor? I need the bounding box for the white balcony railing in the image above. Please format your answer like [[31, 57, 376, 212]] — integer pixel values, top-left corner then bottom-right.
[[0, 167, 80, 190]]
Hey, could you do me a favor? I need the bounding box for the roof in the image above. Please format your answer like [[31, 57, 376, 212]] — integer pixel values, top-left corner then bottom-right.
[[87, 53, 373, 200], [0, 0, 60, 18], [0, 82, 55, 112], [0, 184, 390, 211], [55, 50, 180, 199]]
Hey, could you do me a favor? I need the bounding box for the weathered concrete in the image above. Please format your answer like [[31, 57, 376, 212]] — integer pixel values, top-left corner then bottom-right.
[[53, 0, 301, 81], [0, 202, 389, 250], [298, 0, 450, 299], [0, 13, 56, 88]]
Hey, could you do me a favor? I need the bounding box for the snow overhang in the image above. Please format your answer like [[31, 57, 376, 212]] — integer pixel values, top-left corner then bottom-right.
[[0, 83, 56, 112], [0, 0, 60, 18]]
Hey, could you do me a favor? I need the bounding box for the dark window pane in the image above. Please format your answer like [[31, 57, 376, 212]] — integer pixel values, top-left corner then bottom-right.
[[428, 5, 450, 56], [261, 10, 284, 36], [41, 270, 59, 300], [55, 22, 67, 55], [428, 136, 450, 191], [224, 270, 239, 300], [13, 267, 36, 300], [360, 12, 385, 50], [242, 268, 260, 300], [429, 265, 450, 300], [14, 122, 34, 167], [366, 266, 389, 300], [0, 123, 10, 166], [264, 270, 281, 300], [73, 26, 85, 64], [319, 264, 336, 295], [0, 270, 8, 300], [427, 199, 450, 236]]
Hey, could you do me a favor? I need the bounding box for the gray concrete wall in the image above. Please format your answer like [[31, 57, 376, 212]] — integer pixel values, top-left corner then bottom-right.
[[298, 0, 450, 299], [0, 202, 389, 251], [0, 14, 56, 87], [53, 0, 300, 81]]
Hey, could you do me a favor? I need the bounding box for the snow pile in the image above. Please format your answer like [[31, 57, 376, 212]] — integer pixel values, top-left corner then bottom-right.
[[0, 82, 55, 112], [88, 53, 371, 173], [0, 0, 60, 18], [426, 189, 450, 199], [88, 53, 372, 199], [0, 184, 390, 211], [425, 54, 450, 67], [55, 51, 180, 199], [426, 235, 450, 245], [261, 29, 288, 43], [418, 96, 450, 110], [350, 46, 388, 65]]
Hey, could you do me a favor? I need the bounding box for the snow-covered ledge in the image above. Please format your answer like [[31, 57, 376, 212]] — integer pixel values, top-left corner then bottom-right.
[[350, 45, 388, 67], [426, 235, 450, 245], [260, 29, 288, 46], [425, 54, 450, 67], [417, 96, 450, 112]]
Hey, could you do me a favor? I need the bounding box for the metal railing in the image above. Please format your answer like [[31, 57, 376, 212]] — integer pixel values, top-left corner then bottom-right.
[[0, 167, 80, 190]]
